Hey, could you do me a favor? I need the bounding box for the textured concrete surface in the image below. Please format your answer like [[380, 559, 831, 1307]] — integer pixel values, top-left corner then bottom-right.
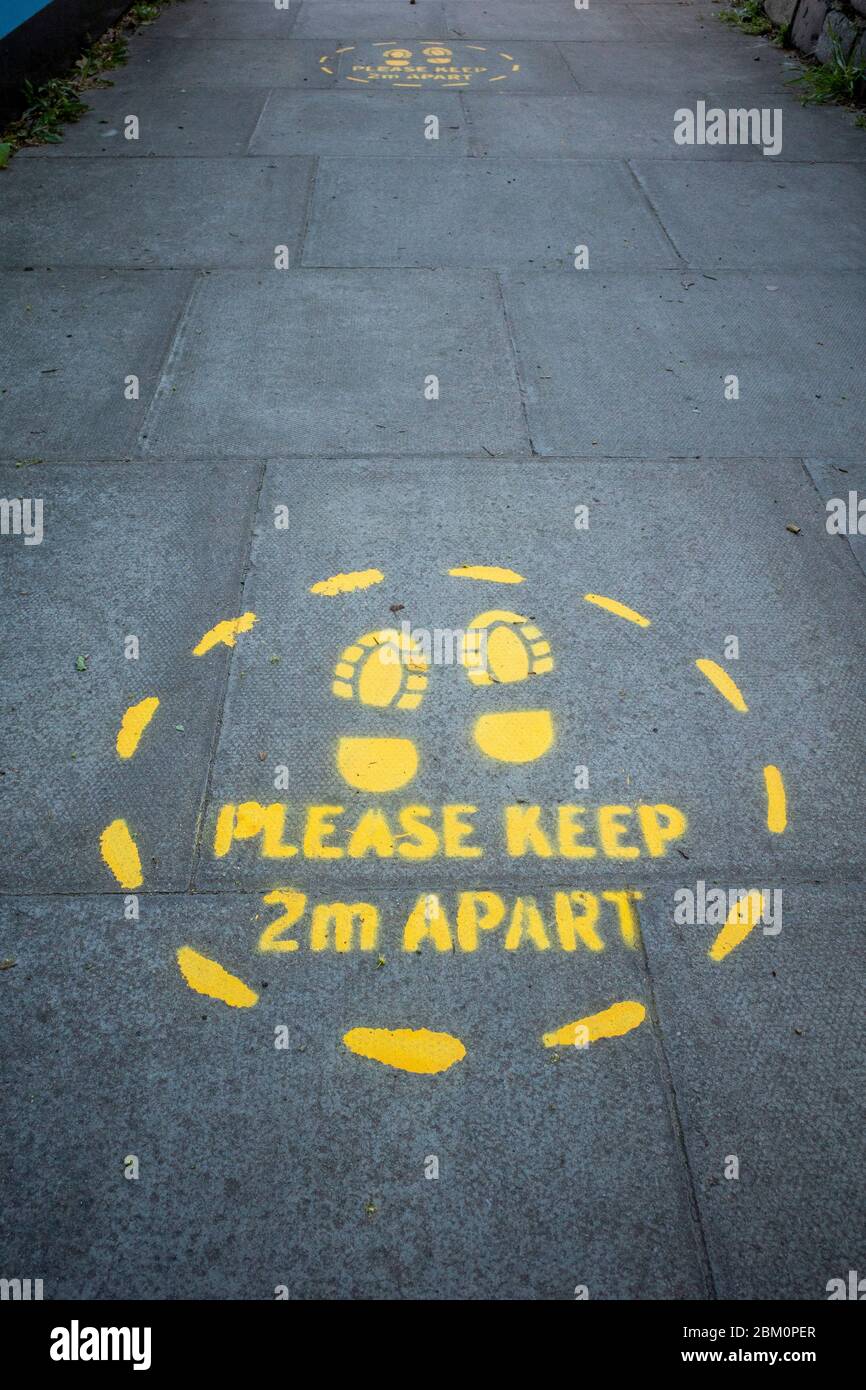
[[0, 0, 864, 1302]]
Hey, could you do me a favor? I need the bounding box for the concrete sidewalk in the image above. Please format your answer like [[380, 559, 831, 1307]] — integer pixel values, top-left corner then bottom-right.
[[1, 0, 865, 1300]]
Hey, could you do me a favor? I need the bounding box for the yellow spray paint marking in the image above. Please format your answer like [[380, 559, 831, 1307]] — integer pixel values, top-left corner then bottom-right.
[[474, 710, 554, 763], [100, 819, 143, 889], [463, 609, 553, 686], [176, 947, 258, 1009], [448, 565, 525, 584], [337, 736, 419, 793], [763, 764, 787, 833], [323, 41, 516, 87], [116, 696, 159, 760], [709, 891, 764, 962], [583, 593, 651, 628], [543, 1000, 646, 1048], [343, 1027, 465, 1075], [309, 567, 384, 596], [332, 627, 428, 709], [193, 611, 257, 656], [696, 659, 748, 713]]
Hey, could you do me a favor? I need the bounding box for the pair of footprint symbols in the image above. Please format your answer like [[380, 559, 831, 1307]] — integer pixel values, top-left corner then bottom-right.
[[328, 608, 556, 793]]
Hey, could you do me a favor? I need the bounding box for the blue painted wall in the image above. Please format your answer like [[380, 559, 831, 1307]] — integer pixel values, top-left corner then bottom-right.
[[1, 1, 54, 41]]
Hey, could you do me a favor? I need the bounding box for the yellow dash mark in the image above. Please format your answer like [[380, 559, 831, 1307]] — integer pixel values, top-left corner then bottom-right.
[[584, 593, 651, 628], [321, 66, 334, 74], [310, 567, 384, 596], [345, 76, 369, 83], [488, 75, 507, 81], [467, 45, 487, 50], [543, 1000, 646, 1048], [500, 52, 514, 59], [116, 696, 159, 760], [176, 947, 258, 1009], [448, 564, 525, 584], [343, 1027, 465, 1075], [193, 611, 257, 657], [695, 659, 748, 713], [709, 891, 765, 963], [334, 47, 353, 53], [100, 819, 143, 890], [764, 764, 787, 833]]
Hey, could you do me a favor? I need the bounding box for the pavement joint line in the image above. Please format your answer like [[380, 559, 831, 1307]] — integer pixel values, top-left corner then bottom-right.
[[633, 899, 719, 1299], [187, 459, 269, 891], [242, 88, 276, 157], [136, 270, 205, 455], [493, 270, 536, 456], [295, 152, 321, 266], [6, 453, 866, 467], [625, 157, 688, 268]]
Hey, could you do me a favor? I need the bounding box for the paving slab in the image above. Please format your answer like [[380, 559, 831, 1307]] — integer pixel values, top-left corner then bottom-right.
[[187, 458, 866, 895], [0, 463, 260, 893], [443, 0, 657, 40], [119, 35, 339, 87], [303, 157, 679, 269], [292, 0, 450, 38], [462, 91, 866, 160], [16, 84, 268, 158], [635, 0, 744, 38], [249, 90, 470, 156], [558, 38, 799, 94], [0, 270, 194, 459], [140, 0, 302, 39], [0, 159, 315, 269], [141, 270, 529, 456], [0, 891, 706, 1299], [634, 161, 866, 270], [502, 270, 866, 458], [643, 881, 866, 1299]]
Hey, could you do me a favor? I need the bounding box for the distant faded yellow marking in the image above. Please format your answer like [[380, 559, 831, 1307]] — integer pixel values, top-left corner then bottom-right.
[[709, 891, 764, 962], [763, 765, 787, 833], [193, 611, 256, 656], [343, 1027, 465, 1075], [543, 1000, 646, 1048], [696, 659, 748, 712], [584, 593, 651, 627], [176, 947, 258, 1009], [448, 564, 525, 584], [116, 696, 159, 760], [310, 568, 384, 596], [100, 819, 143, 889]]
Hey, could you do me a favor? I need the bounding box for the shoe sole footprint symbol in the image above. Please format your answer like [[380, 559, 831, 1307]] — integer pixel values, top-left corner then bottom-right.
[[332, 608, 555, 791]]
